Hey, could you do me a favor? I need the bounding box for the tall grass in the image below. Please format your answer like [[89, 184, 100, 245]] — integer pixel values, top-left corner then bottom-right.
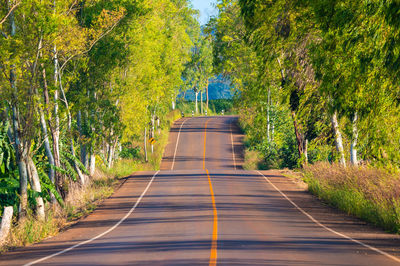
[[303, 162, 400, 233], [3, 172, 118, 252]]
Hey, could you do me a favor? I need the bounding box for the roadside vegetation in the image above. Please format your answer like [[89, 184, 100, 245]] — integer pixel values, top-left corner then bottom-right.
[[208, 0, 400, 233], [304, 163, 400, 233]]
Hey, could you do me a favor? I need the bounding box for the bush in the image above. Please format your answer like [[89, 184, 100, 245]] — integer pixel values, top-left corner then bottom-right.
[[120, 146, 141, 159]]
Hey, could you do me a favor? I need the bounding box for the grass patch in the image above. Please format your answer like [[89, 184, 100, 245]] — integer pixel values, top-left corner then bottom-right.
[[303, 162, 400, 233], [243, 149, 264, 170]]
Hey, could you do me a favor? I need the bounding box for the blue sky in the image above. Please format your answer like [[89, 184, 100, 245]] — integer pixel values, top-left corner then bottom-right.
[[191, 0, 217, 25]]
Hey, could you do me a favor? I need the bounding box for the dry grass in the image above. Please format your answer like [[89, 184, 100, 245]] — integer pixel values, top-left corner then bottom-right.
[[243, 149, 264, 170], [1, 172, 118, 252], [303, 162, 400, 233]]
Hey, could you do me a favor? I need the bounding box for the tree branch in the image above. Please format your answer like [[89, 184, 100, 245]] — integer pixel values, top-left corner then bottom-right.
[[0, 1, 21, 26], [59, 15, 124, 72]]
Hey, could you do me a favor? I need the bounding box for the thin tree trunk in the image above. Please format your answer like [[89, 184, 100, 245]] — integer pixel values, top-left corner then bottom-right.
[[291, 111, 307, 167], [350, 112, 358, 165], [12, 106, 28, 220], [201, 90, 203, 115], [89, 147, 95, 176], [304, 139, 308, 166], [195, 91, 198, 114], [27, 157, 45, 220], [59, 75, 86, 184], [206, 81, 209, 111], [144, 127, 148, 162], [267, 88, 271, 143], [77, 111, 88, 169], [331, 111, 346, 166], [39, 67, 56, 186]]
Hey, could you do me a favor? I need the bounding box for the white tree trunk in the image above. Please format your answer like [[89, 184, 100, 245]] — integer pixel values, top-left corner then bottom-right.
[[350, 112, 358, 165], [304, 139, 308, 165], [331, 111, 346, 166], [267, 88, 271, 143], [89, 149, 96, 176], [0, 206, 13, 246], [195, 91, 198, 114], [59, 78, 86, 184], [201, 91, 203, 115], [27, 157, 45, 220], [144, 127, 148, 162]]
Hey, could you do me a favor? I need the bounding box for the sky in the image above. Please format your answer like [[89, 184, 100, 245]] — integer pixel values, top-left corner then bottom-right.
[[191, 0, 217, 25]]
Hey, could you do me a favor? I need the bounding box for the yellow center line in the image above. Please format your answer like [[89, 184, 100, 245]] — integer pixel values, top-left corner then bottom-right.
[[206, 169, 218, 266], [203, 119, 218, 266]]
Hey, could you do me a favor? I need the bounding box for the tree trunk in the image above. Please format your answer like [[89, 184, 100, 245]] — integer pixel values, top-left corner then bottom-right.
[[291, 111, 307, 166], [350, 112, 358, 165], [144, 127, 148, 162], [201, 90, 203, 115], [39, 68, 56, 186], [27, 157, 45, 220], [12, 107, 28, 220], [59, 79, 86, 184], [331, 111, 346, 166], [89, 148, 96, 176], [107, 139, 116, 169], [206, 81, 209, 111], [267, 88, 271, 143], [38, 66, 56, 203], [304, 139, 308, 166], [151, 114, 155, 154], [0, 206, 13, 246], [195, 91, 198, 114], [172, 98, 175, 110], [77, 111, 88, 169]]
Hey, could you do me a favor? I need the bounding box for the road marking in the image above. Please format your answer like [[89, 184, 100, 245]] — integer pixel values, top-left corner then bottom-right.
[[230, 120, 236, 170], [206, 169, 218, 266], [171, 118, 190, 170], [25, 171, 160, 266], [203, 119, 218, 265], [203, 119, 211, 170], [256, 170, 400, 264]]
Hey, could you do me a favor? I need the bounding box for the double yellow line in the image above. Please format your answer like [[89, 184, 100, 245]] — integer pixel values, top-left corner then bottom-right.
[[204, 119, 218, 266]]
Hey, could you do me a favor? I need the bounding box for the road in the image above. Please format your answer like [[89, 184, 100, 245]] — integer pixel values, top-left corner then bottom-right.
[[1, 116, 400, 265]]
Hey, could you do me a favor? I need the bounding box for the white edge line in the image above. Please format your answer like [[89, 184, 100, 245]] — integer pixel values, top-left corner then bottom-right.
[[256, 170, 400, 264], [25, 170, 160, 266], [171, 118, 190, 170], [230, 120, 236, 170]]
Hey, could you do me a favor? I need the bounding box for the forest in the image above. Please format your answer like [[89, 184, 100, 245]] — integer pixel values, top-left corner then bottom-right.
[[0, 0, 217, 245], [209, 0, 400, 170]]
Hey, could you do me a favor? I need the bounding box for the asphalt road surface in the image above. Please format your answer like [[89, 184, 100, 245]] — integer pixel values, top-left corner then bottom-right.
[[1, 116, 400, 265]]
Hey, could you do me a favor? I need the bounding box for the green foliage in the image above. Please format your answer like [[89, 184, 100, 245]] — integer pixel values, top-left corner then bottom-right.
[[211, 0, 400, 170], [120, 143, 141, 159]]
